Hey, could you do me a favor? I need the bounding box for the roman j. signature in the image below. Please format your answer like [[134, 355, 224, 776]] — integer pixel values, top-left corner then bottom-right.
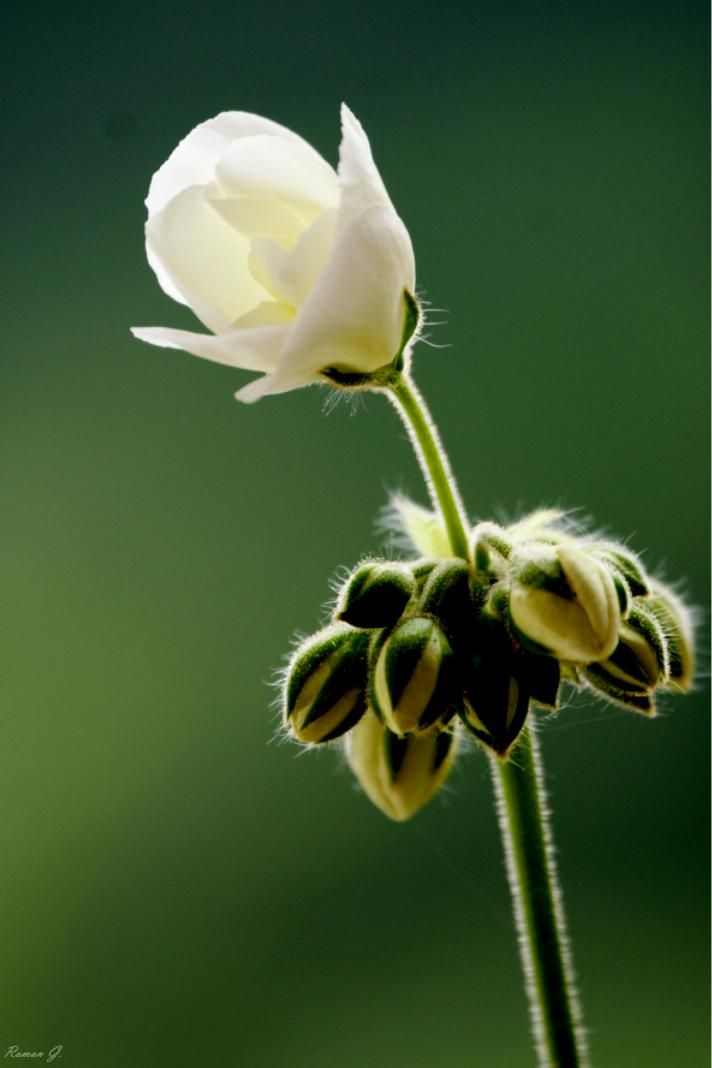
[[4, 1048, 62, 1062]]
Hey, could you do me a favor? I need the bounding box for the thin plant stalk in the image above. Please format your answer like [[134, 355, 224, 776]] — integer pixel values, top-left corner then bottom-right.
[[387, 372, 470, 560], [492, 724, 589, 1067], [387, 369, 588, 1067]]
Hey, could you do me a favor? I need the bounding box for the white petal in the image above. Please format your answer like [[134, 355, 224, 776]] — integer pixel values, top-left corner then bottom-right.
[[131, 324, 287, 373], [267, 203, 415, 392], [234, 374, 279, 404], [249, 209, 338, 306], [215, 135, 339, 223], [146, 185, 269, 332], [233, 301, 295, 328], [146, 112, 312, 217], [207, 194, 304, 247], [338, 104, 397, 230]]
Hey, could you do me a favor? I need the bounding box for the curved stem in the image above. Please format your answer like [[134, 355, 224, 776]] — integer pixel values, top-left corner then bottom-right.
[[491, 722, 589, 1067], [387, 372, 470, 559], [384, 368, 588, 1065]]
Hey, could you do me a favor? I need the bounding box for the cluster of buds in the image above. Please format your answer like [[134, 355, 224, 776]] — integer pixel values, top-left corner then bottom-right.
[[283, 507, 694, 820]]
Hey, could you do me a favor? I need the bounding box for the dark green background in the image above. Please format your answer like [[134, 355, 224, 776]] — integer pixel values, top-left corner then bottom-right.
[[2, 1, 708, 1065]]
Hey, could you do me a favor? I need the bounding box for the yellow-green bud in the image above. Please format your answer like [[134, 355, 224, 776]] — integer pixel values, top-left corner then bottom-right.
[[345, 710, 458, 821], [335, 561, 415, 629], [371, 617, 460, 735], [646, 580, 695, 692], [285, 625, 369, 745], [508, 543, 620, 663]]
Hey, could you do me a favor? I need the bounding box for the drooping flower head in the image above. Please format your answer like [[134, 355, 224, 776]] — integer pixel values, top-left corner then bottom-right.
[[282, 498, 695, 820], [132, 106, 417, 401]]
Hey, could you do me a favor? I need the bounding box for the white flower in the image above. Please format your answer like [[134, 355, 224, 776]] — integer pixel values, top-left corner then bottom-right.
[[131, 105, 416, 402]]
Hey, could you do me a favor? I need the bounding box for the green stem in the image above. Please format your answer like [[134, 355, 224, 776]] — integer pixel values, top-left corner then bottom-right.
[[387, 372, 470, 559], [491, 723, 589, 1067], [387, 371, 588, 1066]]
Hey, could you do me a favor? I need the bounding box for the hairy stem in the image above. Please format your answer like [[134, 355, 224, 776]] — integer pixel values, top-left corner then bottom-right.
[[387, 372, 470, 559], [387, 371, 588, 1066], [491, 722, 589, 1067]]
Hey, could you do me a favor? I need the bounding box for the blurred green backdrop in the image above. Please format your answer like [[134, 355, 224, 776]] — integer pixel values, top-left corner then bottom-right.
[[2, 1, 708, 1065]]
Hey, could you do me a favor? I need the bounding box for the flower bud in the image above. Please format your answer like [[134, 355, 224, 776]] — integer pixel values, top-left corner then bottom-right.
[[345, 711, 458, 821], [582, 667, 656, 716], [335, 561, 415, 629], [285, 625, 369, 744], [412, 558, 438, 590], [459, 620, 557, 756], [646, 581, 695, 692], [587, 543, 650, 598], [508, 543, 620, 664], [525, 653, 562, 710], [605, 567, 632, 619], [371, 617, 460, 735], [470, 521, 512, 574], [597, 604, 669, 690], [418, 559, 477, 650]]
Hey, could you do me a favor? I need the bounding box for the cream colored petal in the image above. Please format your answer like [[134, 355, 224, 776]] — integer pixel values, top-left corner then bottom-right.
[[130, 324, 286, 373], [267, 204, 415, 392], [207, 194, 305, 248], [215, 135, 339, 223], [234, 373, 284, 404], [146, 185, 270, 333], [146, 111, 312, 216], [233, 301, 295, 328], [249, 209, 338, 306], [337, 104, 394, 230]]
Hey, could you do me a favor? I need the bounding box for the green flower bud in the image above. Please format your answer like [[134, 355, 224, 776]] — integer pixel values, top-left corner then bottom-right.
[[371, 617, 460, 735], [461, 678, 529, 757], [418, 558, 476, 650], [606, 567, 632, 619], [595, 604, 669, 690], [335, 561, 415, 629], [646, 580, 696, 692], [581, 666, 655, 716], [459, 620, 557, 755], [525, 653, 562, 709], [587, 542, 650, 598], [508, 543, 620, 664], [345, 710, 458, 821], [285, 625, 369, 745], [470, 522, 512, 573], [411, 558, 438, 590]]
